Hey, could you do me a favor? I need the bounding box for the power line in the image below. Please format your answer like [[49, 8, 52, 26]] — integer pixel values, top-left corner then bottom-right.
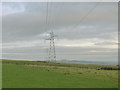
[[72, 2, 100, 28], [44, 2, 99, 62], [45, 1, 57, 62], [46, 0, 49, 31]]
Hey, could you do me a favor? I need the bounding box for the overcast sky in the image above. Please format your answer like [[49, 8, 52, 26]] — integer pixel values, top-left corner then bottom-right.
[[1, 2, 118, 63]]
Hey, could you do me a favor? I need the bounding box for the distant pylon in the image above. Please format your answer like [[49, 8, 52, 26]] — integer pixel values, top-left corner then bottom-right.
[[46, 31, 56, 62]]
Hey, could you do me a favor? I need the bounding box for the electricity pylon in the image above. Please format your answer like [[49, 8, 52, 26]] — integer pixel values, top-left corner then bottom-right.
[[45, 31, 56, 62]]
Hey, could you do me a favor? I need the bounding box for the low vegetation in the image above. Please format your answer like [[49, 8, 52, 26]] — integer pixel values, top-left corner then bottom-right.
[[2, 59, 118, 88]]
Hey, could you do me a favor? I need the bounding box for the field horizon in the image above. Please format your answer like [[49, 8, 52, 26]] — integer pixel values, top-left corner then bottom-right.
[[1, 58, 118, 66], [2, 59, 119, 88]]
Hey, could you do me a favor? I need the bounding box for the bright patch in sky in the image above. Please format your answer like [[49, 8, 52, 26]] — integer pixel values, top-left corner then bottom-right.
[[2, 3, 25, 15]]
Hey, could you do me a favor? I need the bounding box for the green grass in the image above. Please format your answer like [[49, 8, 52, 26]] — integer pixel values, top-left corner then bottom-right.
[[2, 60, 118, 88]]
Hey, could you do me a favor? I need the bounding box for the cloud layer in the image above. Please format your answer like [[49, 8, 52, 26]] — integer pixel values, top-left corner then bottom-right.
[[2, 2, 118, 62]]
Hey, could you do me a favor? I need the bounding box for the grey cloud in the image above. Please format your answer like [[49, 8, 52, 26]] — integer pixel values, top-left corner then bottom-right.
[[2, 2, 118, 62], [94, 41, 118, 45], [2, 2, 117, 42], [2, 46, 117, 62]]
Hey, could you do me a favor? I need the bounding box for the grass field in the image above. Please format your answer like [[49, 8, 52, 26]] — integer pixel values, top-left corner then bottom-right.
[[2, 60, 118, 88]]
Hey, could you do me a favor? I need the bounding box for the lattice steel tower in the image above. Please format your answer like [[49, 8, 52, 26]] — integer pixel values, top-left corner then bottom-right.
[[46, 31, 56, 62]]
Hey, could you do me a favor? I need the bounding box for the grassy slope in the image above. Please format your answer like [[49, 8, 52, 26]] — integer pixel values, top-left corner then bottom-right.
[[2, 60, 118, 88]]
